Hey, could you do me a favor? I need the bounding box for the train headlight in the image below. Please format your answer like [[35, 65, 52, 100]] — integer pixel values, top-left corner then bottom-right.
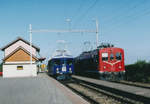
[[119, 66, 122, 69], [104, 66, 106, 69], [69, 68, 72, 73], [56, 68, 59, 73], [99, 71, 104, 74]]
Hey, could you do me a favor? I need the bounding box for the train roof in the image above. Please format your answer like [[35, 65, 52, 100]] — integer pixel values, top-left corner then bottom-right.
[[52, 55, 73, 59], [75, 47, 124, 60], [49, 49, 73, 60]]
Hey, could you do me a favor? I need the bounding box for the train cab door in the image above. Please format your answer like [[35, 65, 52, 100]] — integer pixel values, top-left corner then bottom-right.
[[114, 49, 125, 72], [109, 49, 116, 72]]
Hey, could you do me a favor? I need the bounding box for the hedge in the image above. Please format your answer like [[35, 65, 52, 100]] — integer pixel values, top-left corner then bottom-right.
[[0, 63, 2, 72], [125, 60, 150, 83]]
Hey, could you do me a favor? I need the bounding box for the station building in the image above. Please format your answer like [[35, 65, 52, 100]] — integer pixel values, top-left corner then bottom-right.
[[1, 37, 40, 78]]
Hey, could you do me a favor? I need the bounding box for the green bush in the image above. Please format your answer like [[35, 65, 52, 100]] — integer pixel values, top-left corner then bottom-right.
[[125, 60, 150, 83], [0, 63, 2, 72]]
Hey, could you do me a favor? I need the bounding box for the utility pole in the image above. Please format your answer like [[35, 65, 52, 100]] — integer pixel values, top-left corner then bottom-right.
[[66, 18, 71, 31], [29, 24, 32, 65], [96, 19, 99, 48]]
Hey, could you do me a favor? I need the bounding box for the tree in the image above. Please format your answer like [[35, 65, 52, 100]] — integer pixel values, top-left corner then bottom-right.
[[0, 63, 2, 72]]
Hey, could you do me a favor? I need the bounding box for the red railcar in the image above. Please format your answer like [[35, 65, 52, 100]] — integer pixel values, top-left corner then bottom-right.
[[75, 45, 125, 80]]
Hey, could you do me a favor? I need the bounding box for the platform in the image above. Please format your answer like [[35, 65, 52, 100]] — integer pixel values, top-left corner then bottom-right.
[[0, 73, 88, 104]]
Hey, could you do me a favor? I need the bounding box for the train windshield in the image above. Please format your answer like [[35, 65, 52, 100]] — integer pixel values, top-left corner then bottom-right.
[[110, 53, 114, 61], [67, 59, 73, 65], [116, 53, 122, 60], [102, 53, 108, 61], [54, 59, 61, 65]]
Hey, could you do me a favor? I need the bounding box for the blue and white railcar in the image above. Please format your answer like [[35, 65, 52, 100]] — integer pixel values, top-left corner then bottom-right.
[[48, 50, 74, 80]]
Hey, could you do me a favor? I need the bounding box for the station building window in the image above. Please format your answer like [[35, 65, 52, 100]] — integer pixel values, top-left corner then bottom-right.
[[17, 66, 23, 70]]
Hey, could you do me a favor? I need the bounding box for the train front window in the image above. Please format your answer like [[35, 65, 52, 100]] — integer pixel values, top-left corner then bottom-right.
[[110, 53, 114, 61], [54, 59, 61, 65], [67, 59, 73, 65], [102, 53, 108, 61], [116, 53, 122, 60]]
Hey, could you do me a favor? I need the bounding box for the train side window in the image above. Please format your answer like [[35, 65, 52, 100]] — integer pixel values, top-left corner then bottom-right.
[[116, 53, 122, 60], [110, 53, 114, 61], [94, 55, 98, 63], [102, 53, 108, 61]]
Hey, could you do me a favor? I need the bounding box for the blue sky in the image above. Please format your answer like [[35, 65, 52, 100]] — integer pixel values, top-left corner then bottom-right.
[[0, 0, 150, 64]]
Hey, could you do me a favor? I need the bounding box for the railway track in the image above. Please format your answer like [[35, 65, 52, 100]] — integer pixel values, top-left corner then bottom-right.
[[61, 78, 148, 104], [75, 75, 150, 89], [110, 80, 150, 89]]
